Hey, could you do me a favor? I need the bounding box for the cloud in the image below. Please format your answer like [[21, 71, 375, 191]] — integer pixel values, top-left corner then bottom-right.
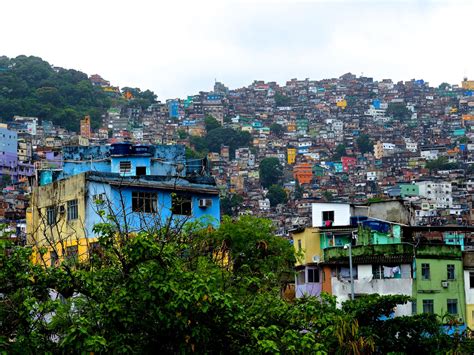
[[1, 0, 473, 98]]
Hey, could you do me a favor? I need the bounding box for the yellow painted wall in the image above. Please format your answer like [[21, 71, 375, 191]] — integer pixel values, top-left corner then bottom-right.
[[292, 227, 322, 266], [336, 99, 347, 109], [467, 304, 474, 330], [287, 148, 296, 165], [462, 80, 474, 90], [28, 173, 95, 265]]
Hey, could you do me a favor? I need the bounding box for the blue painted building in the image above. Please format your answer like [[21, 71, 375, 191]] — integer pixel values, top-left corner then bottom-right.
[[30, 143, 220, 261]]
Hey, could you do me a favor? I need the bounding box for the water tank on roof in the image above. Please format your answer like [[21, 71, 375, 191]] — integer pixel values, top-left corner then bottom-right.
[[132, 145, 151, 155], [111, 142, 133, 156]]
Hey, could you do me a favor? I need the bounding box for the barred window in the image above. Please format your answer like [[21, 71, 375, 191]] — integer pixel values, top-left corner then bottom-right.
[[307, 268, 319, 283], [422, 299, 434, 314], [67, 199, 78, 220], [421, 263, 430, 280], [171, 193, 192, 216], [447, 299, 458, 315], [119, 161, 132, 173], [447, 264, 455, 280], [132, 191, 157, 213], [46, 206, 57, 225]]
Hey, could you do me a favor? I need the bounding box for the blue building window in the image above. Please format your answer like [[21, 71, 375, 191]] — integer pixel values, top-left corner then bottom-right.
[[171, 193, 192, 216], [132, 192, 157, 213]]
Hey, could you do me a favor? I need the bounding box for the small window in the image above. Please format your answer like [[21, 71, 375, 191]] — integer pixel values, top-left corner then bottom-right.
[[422, 299, 434, 314], [171, 194, 192, 216], [447, 299, 458, 315], [67, 199, 78, 220], [46, 206, 57, 226], [421, 263, 430, 280], [119, 161, 132, 173], [447, 264, 455, 280], [412, 300, 417, 315], [308, 268, 319, 283], [322, 210, 335, 224], [132, 191, 157, 213], [469, 272, 474, 288], [339, 266, 358, 280], [297, 239, 302, 251], [297, 270, 305, 285]]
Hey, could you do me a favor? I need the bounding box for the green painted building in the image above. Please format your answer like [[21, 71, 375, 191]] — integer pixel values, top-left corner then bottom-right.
[[400, 184, 419, 198], [413, 245, 466, 322]]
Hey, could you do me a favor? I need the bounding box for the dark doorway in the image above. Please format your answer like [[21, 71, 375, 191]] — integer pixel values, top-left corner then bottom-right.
[[136, 166, 147, 176]]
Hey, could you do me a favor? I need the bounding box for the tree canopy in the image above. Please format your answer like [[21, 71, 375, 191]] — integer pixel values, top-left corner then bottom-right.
[[204, 115, 221, 132], [190, 127, 252, 159], [0, 55, 112, 131], [332, 144, 346, 160], [1, 218, 472, 353], [386, 102, 411, 121], [259, 157, 284, 188], [270, 123, 285, 137], [356, 134, 373, 154], [267, 184, 288, 207]]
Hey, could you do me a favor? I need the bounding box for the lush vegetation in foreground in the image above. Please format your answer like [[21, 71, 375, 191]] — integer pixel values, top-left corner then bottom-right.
[[1, 216, 473, 353]]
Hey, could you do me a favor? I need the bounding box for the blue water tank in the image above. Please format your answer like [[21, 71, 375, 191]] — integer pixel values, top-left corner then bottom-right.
[[132, 145, 151, 155], [111, 143, 133, 156]]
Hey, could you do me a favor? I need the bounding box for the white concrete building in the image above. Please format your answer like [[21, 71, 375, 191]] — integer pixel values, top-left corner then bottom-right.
[[330, 263, 413, 316], [417, 181, 453, 208], [312, 203, 351, 227]]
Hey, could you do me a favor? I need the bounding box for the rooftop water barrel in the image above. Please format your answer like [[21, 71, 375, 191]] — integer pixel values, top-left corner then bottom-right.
[[132, 145, 151, 155], [111, 142, 133, 156]]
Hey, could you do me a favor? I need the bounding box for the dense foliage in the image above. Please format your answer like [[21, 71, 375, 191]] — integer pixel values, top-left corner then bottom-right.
[[0, 55, 112, 131], [120, 87, 157, 110], [259, 157, 284, 188], [386, 102, 412, 121], [190, 127, 252, 159], [266, 184, 288, 206], [356, 133, 373, 154], [1, 217, 472, 353]]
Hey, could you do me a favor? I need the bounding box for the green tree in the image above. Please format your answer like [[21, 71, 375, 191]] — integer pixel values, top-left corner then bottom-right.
[[270, 123, 285, 137], [294, 180, 304, 199], [386, 102, 411, 121], [259, 157, 283, 188], [332, 144, 346, 160], [274, 92, 291, 107], [425, 156, 459, 171], [220, 194, 244, 216], [205, 127, 252, 158], [439, 82, 451, 91], [356, 134, 373, 154], [266, 185, 288, 207], [322, 190, 334, 201], [1, 219, 471, 353], [204, 115, 221, 132]]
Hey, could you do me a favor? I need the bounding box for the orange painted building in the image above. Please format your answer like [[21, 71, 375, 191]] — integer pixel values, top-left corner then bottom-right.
[[293, 163, 313, 184], [80, 115, 91, 139]]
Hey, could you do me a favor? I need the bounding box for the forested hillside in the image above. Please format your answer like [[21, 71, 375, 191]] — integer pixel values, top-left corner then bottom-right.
[[0, 55, 112, 131]]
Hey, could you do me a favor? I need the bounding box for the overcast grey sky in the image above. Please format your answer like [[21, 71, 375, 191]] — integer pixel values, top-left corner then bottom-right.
[[2, 0, 473, 99]]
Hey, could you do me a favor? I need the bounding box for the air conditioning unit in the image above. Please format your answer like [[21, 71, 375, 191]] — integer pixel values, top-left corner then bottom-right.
[[312, 255, 320, 263], [441, 280, 449, 288], [58, 205, 66, 214], [198, 199, 213, 208]]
